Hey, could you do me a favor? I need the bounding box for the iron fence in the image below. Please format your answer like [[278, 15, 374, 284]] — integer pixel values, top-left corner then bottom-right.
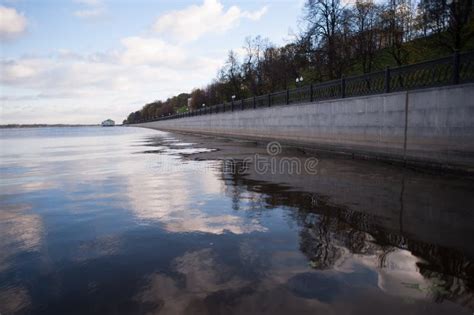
[[133, 51, 474, 124]]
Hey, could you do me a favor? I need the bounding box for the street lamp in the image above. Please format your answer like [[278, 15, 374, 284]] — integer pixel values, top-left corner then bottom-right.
[[231, 95, 236, 111], [202, 103, 205, 107], [296, 76, 304, 87]]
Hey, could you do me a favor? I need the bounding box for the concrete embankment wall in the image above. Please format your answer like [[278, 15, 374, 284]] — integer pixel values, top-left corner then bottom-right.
[[137, 83, 474, 171]]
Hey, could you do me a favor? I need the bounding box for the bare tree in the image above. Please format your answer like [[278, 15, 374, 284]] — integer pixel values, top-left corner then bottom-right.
[[380, 0, 417, 66], [353, 0, 381, 73], [303, 0, 348, 79], [242, 36, 270, 96], [219, 50, 243, 99]]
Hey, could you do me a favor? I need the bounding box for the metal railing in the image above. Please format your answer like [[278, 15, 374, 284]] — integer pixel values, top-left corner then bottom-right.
[[132, 51, 474, 124]]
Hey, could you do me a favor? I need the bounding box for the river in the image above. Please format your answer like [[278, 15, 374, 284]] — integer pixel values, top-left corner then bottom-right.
[[0, 126, 472, 314]]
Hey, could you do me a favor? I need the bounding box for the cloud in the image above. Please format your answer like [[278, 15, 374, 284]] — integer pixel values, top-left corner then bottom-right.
[[119, 36, 222, 71], [0, 36, 221, 89], [241, 6, 268, 21], [74, 0, 104, 19], [0, 59, 48, 87], [74, 8, 104, 18], [0, 39, 223, 124], [1, 0, 273, 123], [153, 0, 268, 43], [0, 6, 27, 40], [120, 36, 187, 67]]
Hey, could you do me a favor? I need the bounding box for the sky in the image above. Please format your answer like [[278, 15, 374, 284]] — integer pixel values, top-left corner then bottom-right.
[[0, 0, 304, 124]]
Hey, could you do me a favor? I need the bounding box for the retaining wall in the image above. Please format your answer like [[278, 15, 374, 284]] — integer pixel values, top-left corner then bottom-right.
[[136, 83, 474, 171]]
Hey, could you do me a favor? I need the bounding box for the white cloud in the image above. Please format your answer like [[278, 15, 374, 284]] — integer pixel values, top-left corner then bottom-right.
[[241, 6, 268, 21], [0, 35, 222, 91], [0, 6, 27, 40], [74, 8, 104, 18], [1, 0, 273, 124], [153, 0, 268, 43], [74, 0, 105, 19], [1, 60, 38, 82], [119, 36, 222, 71], [0, 38, 223, 124], [120, 37, 187, 67]]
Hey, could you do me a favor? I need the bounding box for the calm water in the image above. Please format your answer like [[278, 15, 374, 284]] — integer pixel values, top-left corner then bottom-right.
[[0, 126, 473, 315]]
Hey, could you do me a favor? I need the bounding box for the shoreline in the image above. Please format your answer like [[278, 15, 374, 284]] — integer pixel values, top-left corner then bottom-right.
[[0, 124, 102, 129]]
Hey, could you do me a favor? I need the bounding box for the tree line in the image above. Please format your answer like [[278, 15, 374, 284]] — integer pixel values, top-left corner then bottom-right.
[[124, 0, 473, 124]]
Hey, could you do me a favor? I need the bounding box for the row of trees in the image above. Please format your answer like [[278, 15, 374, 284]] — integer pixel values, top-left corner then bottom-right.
[[125, 93, 190, 125], [124, 0, 473, 124]]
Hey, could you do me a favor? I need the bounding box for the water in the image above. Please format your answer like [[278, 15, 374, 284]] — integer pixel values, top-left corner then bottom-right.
[[0, 126, 473, 315]]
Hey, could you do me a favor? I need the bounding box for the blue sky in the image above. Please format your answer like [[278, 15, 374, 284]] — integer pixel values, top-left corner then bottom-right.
[[0, 0, 304, 124]]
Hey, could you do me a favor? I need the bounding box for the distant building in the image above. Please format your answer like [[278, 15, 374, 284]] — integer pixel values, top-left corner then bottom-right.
[[101, 119, 115, 127]]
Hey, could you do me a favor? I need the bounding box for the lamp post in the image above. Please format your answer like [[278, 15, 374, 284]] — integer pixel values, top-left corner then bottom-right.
[[296, 76, 304, 88], [231, 95, 236, 112]]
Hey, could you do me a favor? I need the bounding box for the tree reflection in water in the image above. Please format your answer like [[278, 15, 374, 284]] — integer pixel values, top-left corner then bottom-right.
[[220, 159, 474, 310]]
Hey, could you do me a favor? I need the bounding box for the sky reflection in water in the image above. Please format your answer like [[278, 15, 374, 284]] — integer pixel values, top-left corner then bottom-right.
[[0, 126, 473, 315]]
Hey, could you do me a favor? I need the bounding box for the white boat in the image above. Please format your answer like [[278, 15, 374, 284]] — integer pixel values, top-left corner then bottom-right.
[[101, 119, 115, 127]]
